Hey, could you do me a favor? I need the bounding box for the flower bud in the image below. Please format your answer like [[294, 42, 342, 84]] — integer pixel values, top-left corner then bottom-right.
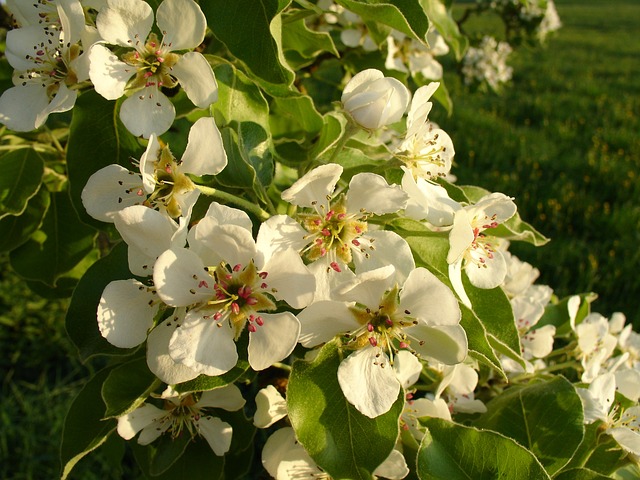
[[341, 69, 411, 130]]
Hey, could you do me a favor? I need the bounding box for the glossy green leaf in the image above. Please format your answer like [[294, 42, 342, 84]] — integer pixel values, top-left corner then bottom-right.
[[460, 304, 505, 377], [282, 11, 339, 65], [473, 376, 585, 475], [270, 93, 324, 142], [420, 0, 469, 59], [310, 112, 348, 162], [287, 341, 403, 480], [174, 359, 250, 394], [9, 190, 96, 286], [202, 0, 295, 87], [102, 356, 161, 418], [66, 90, 142, 228], [60, 367, 117, 480], [0, 185, 49, 252], [417, 418, 551, 480], [149, 433, 192, 477], [555, 468, 615, 480], [0, 147, 45, 218], [65, 242, 136, 361]]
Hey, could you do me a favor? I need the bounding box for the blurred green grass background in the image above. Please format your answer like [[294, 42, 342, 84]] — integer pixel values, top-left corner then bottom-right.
[[1, 0, 639, 478]]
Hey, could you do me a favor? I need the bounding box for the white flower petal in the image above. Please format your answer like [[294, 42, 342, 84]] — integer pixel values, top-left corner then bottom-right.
[[146, 313, 200, 385], [447, 209, 475, 264], [607, 427, 640, 457], [448, 260, 472, 309], [0, 84, 50, 132], [6, 26, 53, 71], [615, 369, 640, 402], [171, 52, 218, 108], [138, 134, 160, 194], [37, 83, 77, 126], [338, 346, 401, 418], [297, 300, 358, 347], [57, 0, 86, 45], [281, 163, 342, 208], [347, 173, 407, 215], [393, 350, 422, 390], [117, 403, 167, 440], [255, 215, 309, 266], [407, 324, 468, 365], [522, 324, 556, 360], [197, 384, 246, 411], [196, 417, 233, 456], [400, 267, 460, 326], [406, 82, 439, 137], [180, 116, 227, 176], [154, 247, 214, 307], [261, 249, 315, 309], [96, 0, 153, 47], [114, 205, 176, 258], [120, 87, 175, 138], [169, 310, 238, 376], [352, 230, 415, 284], [306, 256, 356, 302], [82, 165, 144, 222], [465, 249, 507, 289], [373, 449, 410, 480], [248, 312, 300, 371], [156, 0, 207, 51], [336, 265, 396, 307], [88, 43, 133, 100], [254, 385, 288, 428], [192, 224, 257, 270], [137, 419, 171, 445], [97, 279, 158, 348]]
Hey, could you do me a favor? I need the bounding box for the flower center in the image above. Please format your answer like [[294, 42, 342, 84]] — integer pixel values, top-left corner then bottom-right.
[[122, 33, 180, 91], [464, 214, 499, 268]]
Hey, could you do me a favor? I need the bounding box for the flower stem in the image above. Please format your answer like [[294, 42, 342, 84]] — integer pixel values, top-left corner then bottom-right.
[[197, 185, 271, 221]]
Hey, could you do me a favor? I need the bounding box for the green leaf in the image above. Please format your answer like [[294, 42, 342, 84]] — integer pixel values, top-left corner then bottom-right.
[[460, 304, 505, 377], [417, 418, 551, 480], [9, 190, 96, 286], [174, 359, 250, 394], [60, 367, 117, 480], [211, 61, 270, 130], [420, 0, 469, 59], [492, 212, 550, 246], [65, 242, 136, 361], [555, 468, 615, 480], [102, 356, 161, 418], [287, 341, 403, 480], [0, 185, 50, 252], [0, 147, 45, 218], [391, 217, 450, 278], [473, 377, 585, 475], [282, 11, 339, 66], [149, 433, 192, 477], [310, 111, 348, 162], [202, 0, 295, 87], [335, 0, 431, 44], [66, 90, 142, 228], [270, 93, 324, 142]]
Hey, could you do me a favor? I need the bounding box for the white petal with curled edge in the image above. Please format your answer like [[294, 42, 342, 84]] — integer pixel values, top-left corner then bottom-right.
[[120, 87, 176, 138], [137, 418, 171, 445], [197, 224, 257, 270], [400, 267, 460, 326], [156, 0, 207, 51], [342, 68, 384, 97], [37, 84, 77, 127], [522, 324, 556, 360], [57, 0, 86, 45], [297, 300, 358, 348], [113, 205, 176, 257], [0, 85, 50, 132], [197, 384, 246, 412], [97, 279, 158, 348], [465, 249, 507, 289], [405, 82, 438, 138], [471, 192, 517, 225], [253, 385, 288, 428], [201, 201, 254, 231], [255, 215, 308, 266], [336, 265, 395, 307], [608, 426, 640, 456], [138, 134, 160, 194], [261, 249, 315, 309], [615, 369, 640, 402], [408, 324, 468, 365], [180, 117, 227, 176], [154, 248, 214, 307], [146, 313, 200, 385], [373, 449, 410, 480], [169, 310, 238, 376], [88, 44, 133, 100], [337, 346, 401, 418], [448, 260, 472, 309], [347, 173, 407, 215], [262, 428, 298, 478], [171, 52, 218, 108], [196, 417, 233, 456], [352, 230, 415, 284], [117, 403, 167, 440], [96, 0, 153, 47], [81, 165, 143, 222], [447, 208, 474, 264], [281, 163, 342, 208], [393, 350, 422, 390], [248, 312, 300, 371]]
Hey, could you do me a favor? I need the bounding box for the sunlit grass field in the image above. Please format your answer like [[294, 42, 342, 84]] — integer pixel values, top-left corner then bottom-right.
[[434, 0, 640, 328], [1, 0, 639, 478]]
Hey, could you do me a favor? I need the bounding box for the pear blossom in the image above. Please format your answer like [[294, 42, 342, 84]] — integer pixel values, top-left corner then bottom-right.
[[572, 312, 618, 383], [88, 0, 217, 137], [82, 116, 227, 222], [253, 385, 288, 428], [462, 36, 513, 92], [262, 163, 412, 300], [341, 69, 411, 130], [434, 362, 487, 414], [447, 192, 517, 307], [0, 0, 87, 131], [117, 384, 245, 456], [298, 265, 466, 417], [385, 28, 449, 81], [151, 202, 315, 376], [501, 250, 541, 298], [401, 167, 460, 228]]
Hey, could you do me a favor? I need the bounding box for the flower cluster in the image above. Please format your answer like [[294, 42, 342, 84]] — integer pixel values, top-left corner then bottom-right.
[[462, 35, 514, 92]]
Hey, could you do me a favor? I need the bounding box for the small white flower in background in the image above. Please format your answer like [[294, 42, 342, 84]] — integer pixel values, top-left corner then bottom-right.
[[151, 202, 315, 376], [537, 0, 562, 42], [501, 250, 541, 298], [434, 361, 487, 415], [576, 373, 640, 458], [571, 310, 618, 383], [0, 0, 87, 131], [117, 384, 245, 456], [263, 163, 411, 300], [82, 116, 227, 222], [298, 264, 466, 418], [341, 69, 411, 130], [88, 0, 217, 137], [446, 192, 517, 307], [462, 36, 513, 92], [394, 82, 455, 181], [385, 28, 449, 81]]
